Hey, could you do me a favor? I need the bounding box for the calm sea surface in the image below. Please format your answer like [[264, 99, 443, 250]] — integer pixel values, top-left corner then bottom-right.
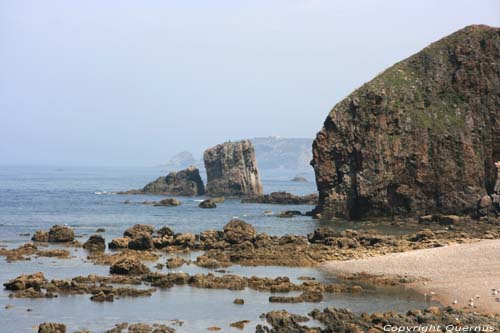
[[0, 165, 433, 332]]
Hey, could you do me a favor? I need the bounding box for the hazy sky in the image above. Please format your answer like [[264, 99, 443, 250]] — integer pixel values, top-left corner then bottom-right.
[[1, 0, 499, 166]]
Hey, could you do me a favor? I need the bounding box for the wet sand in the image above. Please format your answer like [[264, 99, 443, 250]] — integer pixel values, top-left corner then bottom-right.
[[322, 239, 500, 314]]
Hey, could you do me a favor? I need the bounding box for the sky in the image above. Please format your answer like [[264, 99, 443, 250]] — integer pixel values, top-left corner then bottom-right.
[[0, 0, 499, 166]]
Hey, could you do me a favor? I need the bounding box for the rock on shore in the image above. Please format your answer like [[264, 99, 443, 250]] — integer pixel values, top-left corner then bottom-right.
[[256, 307, 500, 332], [204, 140, 263, 197], [311, 25, 500, 220]]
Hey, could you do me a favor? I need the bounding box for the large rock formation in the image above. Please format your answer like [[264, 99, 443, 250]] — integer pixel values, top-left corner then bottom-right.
[[204, 140, 263, 197], [312, 25, 500, 220], [120, 166, 205, 196]]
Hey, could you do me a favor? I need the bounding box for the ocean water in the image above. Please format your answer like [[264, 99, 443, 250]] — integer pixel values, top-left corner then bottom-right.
[[0, 166, 433, 332]]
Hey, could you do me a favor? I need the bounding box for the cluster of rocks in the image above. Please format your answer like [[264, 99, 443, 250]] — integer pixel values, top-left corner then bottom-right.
[[4, 216, 500, 269], [241, 191, 318, 205], [142, 272, 362, 296], [4, 272, 154, 301], [3, 269, 362, 306], [0, 243, 71, 262], [100, 217, 500, 268], [119, 140, 265, 199], [38, 322, 176, 333], [256, 306, 500, 332]]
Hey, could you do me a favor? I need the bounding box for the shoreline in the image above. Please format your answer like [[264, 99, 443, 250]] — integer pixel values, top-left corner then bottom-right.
[[321, 239, 500, 315]]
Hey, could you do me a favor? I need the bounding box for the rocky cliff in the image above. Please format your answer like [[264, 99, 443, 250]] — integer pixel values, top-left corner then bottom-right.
[[312, 25, 500, 220], [204, 140, 263, 197]]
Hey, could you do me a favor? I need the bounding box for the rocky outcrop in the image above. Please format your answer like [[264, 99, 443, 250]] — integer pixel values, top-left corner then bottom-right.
[[38, 323, 66, 333], [223, 219, 256, 244], [110, 258, 151, 275], [256, 307, 500, 333], [312, 25, 500, 219], [123, 224, 154, 238], [83, 235, 105, 252], [204, 140, 263, 197], [198, 199, 217, 208], [119, 166, 205, 196], [242, 192, 318, 205], [48, 225, 74, 242], [4, 272, 47, 291], [32, 230, 49, 242]]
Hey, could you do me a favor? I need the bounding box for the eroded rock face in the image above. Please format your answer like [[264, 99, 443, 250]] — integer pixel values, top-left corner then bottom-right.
[[312, 25, 500, 219], [204, 140, 263, 197]]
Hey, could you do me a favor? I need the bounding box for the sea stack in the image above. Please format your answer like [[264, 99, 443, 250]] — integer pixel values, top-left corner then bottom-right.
[[311, 25, 500, 220], [204, 140, 263, 197]]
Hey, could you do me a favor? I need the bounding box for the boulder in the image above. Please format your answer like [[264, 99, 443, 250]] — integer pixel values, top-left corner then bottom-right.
[[154, 198, 181, 207], [157, 226, 174, 237], [408, 229, 435, 242], [166, 256, 186, 269], [277, 210, 303, 218], [128, 233, 154, 250], [32, 230, 49, 242], [4, 272, 46, 291], [38, 323, 66, 333], [478, 195, 493, 216], [110, 258, 150, 275], [199, 199, 216, 209], [124, 224, 154, 238], [83, 235, 106, 252], [307, 227, 337, 243], [204, 140, 263, 197], [173, 233, 196, 247], [48, 225, 74, 242], [108, 237, 130, 249], [311, 25, 500, 219], [223, 219, 256, 244]]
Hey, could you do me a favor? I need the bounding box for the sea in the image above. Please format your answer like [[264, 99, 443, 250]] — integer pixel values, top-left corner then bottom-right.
[[0, 165, 434, 332]]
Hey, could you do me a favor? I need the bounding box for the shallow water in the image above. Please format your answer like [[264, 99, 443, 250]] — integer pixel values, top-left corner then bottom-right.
[[0, 166, 434, 332]]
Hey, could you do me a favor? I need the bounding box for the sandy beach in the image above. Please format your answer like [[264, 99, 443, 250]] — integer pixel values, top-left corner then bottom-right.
[[322, 239, 500, 315]]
